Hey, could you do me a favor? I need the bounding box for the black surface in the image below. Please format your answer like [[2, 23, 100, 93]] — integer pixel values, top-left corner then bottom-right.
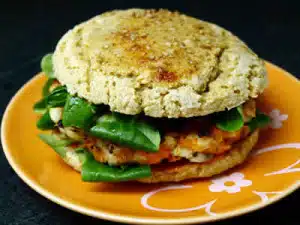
[[0, 1, 299, 225]]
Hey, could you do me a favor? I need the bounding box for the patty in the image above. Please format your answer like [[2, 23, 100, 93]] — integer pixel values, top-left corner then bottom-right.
[[58, 129, 259, 183], [138, 129, 259, 183], [53, 8, 267, 118], [51, 95, 256, 166]]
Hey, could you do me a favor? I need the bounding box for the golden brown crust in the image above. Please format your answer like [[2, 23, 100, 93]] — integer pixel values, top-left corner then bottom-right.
[[137, 129, 259, 183], [53, 8, 267, 118]]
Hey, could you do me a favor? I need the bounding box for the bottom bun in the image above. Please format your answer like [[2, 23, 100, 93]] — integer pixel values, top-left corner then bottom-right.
[[137, 129, 259, 183]]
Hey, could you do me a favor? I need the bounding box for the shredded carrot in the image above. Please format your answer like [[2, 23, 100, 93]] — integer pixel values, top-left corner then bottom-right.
[[83, 137, 98, 150], [178, 136, 198, 151], [210, 126, 249, 144], [214, 143, 231, 155], [70, 143, 80, 149], [137, 145, 179, 164]]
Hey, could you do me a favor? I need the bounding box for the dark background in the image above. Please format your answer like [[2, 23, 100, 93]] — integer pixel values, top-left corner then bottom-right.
[[0, 0, 299, 224]]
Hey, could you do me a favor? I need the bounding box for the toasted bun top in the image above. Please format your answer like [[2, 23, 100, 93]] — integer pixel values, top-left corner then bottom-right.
[[53, 8, 267, 118]]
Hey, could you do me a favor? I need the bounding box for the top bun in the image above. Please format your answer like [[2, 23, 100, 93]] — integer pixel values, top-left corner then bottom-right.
[[53, 8, 267, 118]]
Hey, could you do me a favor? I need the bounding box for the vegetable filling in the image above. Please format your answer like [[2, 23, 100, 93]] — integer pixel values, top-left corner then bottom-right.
[[35, 53, 270, 182]]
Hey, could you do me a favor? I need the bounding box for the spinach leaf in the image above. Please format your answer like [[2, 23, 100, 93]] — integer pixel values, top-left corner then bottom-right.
[[36, 110, 55, 130], [74, 148, 89, 163], [41, 53, 55, 78], [33, 85, 68, 114], [42, 78, 55, 97], [247, 111, 271, 132], [39, 136, 152, 182], [90, 113, 161, 152], [39, 133, 75, 157], [80, 150, 151, 182], [33, 98, 47, 114], [215, 106, 244, 132], [33, 78, 55, 114], [62, 96, 97, 129], [46, 86, 68, 107]]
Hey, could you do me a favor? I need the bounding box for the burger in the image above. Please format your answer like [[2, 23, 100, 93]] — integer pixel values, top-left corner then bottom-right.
[[34, 9, 270, 183]]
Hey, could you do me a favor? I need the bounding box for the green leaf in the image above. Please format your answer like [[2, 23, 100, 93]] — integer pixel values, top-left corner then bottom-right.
[[81, 150, 151, 182], [215, 107, 244, 132], [62, 96, 97, 129], [247, 111, 271, 132], [33, 85, 67, 115], [33, 98, 47, 114], [41, 53, 55, 78], [90, 113, 161, 152], [34, 85, 68, 131], [74, 148, 89, 163], [39, 133, 75, 157], [42, 78, 55, 97], [39, 136, 152, 182], [47, 86, 68, 107], [36, 110, 55, 130], [237, 105, 243, 116], [33, 78, 55, 114]]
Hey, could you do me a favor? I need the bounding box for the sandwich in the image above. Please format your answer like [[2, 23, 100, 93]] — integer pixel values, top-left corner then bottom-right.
[[34, 9, 270, 183]]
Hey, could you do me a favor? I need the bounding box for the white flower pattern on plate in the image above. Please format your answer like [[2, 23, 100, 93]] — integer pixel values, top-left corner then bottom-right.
[[209, 172, 252, 194], [268, 109, 288, 129], [140, 108, 296, 214]]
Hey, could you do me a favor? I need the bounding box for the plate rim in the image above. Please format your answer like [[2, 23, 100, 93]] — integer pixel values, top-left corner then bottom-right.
[[1, 61, 300, 225]]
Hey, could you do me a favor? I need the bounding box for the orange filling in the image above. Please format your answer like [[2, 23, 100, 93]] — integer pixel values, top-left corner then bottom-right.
[[136, 144, 180, 164]]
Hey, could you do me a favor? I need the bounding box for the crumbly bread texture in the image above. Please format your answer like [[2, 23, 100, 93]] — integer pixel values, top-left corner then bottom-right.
[[61, 130, 259, 183], [53, 8, 267, 118], [138, 129, 259, 183]]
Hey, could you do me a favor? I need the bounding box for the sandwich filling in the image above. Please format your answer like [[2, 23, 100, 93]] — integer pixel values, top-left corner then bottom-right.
[[55, 99, 255, 166], [35, 54, 270, 182]]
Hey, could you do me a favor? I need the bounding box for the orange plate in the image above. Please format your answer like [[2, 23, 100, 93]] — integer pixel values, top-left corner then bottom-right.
[[1, 62, 300, 224]]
